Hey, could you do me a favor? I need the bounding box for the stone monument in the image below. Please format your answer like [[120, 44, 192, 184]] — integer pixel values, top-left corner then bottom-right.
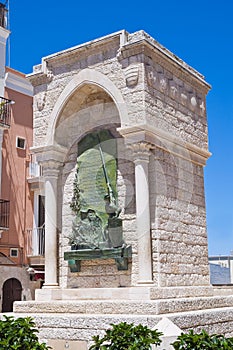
[[14, 30, 233, 348]]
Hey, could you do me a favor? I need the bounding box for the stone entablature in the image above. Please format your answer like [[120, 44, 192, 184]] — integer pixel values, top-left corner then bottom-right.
[[30, 30, 209, 93]]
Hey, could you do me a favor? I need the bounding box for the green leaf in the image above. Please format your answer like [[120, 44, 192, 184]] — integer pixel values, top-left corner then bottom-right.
[[171, 329, 233, 350], [89, 322, 163, 350], [0, 316, 51, 349]]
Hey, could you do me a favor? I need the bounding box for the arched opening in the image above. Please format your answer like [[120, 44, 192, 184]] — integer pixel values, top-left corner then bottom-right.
[[61, 121, 136, 288], [53, 83, 121, 150], [45, 68, 129, 146], [2, 278, 22, 312], [39, 72, 133, 288]]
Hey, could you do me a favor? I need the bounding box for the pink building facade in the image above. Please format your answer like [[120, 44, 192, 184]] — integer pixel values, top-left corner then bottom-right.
[[0, 5, 42, 312]]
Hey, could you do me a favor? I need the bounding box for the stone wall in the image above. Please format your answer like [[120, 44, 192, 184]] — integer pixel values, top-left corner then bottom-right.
[[11, 309, 233, 347], [144, 56, 208, 150], [150, 148, 209, 287]]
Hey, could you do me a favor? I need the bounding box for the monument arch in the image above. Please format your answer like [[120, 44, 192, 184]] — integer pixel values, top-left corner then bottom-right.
[[15, 30, 233, 344], [46, 68, 129, 146], [32, 70, 135, 289]]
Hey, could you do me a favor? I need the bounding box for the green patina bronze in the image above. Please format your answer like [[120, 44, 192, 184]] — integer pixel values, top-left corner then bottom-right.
[[64, 245, 132, 272], [67, 130, 129, 267], [70, 130, 117, 225]]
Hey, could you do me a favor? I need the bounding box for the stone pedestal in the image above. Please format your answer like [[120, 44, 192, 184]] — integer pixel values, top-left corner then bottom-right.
[[14, 288, 233, 347]]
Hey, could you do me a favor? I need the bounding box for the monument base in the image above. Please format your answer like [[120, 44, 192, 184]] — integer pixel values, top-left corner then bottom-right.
[[13, 286, 233, 344], [13, 298, 233, 348], [14, 288, 233, 315], [33, 285, 233, 302]]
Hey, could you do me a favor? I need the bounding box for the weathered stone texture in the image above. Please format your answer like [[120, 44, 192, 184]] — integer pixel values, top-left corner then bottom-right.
[[10, 308, 233, 346], [66, 259, 132, 288], [149, 147, 209, 287]]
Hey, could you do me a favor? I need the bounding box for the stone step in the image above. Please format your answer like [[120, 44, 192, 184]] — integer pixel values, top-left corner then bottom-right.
[[14, 295, 233, 315], [11, 307, 233, 345], [35, 286, 231, 302]]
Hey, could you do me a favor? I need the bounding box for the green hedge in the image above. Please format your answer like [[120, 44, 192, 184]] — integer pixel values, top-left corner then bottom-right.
[[89, 322, 163, 349], [172, 329, 233, 349], [89, 322, 233, 350], [0, 315, 50, 350]]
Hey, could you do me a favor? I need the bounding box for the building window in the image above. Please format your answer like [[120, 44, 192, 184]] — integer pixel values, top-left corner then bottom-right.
[[10, 248, 18, 257], [16, 137, 26, 150]]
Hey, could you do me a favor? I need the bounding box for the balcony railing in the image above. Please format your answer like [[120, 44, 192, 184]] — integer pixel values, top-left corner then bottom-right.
[[0, 199, 10, 230], [0, 97, 12, 127], [26, 225, 45, 256], [28, 161, 42, 178]]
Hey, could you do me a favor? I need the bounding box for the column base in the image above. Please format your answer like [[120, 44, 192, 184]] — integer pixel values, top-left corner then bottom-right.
[[42, 283, 59, 289], [137, 280, 155, 286]]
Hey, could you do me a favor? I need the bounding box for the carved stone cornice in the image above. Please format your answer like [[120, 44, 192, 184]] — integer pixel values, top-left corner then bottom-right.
[[143, 43, 209, 93], [0, 26, 10, 41], [26, 31, 126, 87], [27, 70, 53, 87], [145, 61, 206, 116], [118, 31, 210, 95], [118, 124, 211, 166], [30, 144, 67, 170], [45, 34, 120, 66]]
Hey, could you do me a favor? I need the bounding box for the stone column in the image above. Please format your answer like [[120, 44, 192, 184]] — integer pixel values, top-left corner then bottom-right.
[[130, 142, 153, 285], [42, 160, 61, 288]]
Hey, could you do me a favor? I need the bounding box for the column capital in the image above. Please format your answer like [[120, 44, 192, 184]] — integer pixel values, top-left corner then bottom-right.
[[31, 144, 67, 163], [128, 142, 153, 162], [42, 159, 62, 178], [31, 144, 67, 178]]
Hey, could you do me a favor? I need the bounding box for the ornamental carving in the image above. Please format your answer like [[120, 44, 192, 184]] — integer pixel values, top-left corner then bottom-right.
[[128, 142, 153, 162], [36, 92, 47, 111], [124, 64, 139, 87], [145, 65, 205, 116]]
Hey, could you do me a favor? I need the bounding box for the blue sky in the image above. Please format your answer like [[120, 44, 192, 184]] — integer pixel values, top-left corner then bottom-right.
[[7, 0, 233, 255]]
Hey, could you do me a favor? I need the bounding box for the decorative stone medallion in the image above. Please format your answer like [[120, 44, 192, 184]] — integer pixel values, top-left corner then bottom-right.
[[124, 64, 139, 87]]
